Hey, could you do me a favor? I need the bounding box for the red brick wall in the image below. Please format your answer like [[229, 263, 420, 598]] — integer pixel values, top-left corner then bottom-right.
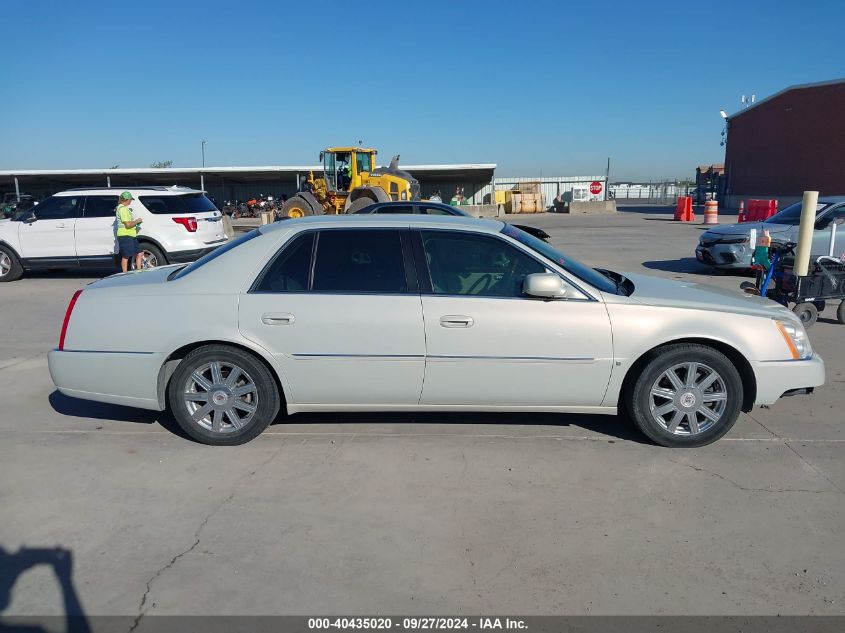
[[725, 82, 845, 197]]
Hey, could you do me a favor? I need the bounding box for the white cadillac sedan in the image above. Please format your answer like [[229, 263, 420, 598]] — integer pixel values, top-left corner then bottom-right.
[[48, 215, 824, 447]]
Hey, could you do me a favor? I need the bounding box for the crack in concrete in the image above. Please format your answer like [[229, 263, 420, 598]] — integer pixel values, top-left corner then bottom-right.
[[129, 442, 285, 630], [0, 352, 44, 372], [744, 411, 780, 439], [669, 458, 834, 494], [785, 442, 845, 494]]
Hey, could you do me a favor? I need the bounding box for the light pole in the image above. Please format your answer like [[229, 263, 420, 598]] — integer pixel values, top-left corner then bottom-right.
[[200, 140, 207, 191]]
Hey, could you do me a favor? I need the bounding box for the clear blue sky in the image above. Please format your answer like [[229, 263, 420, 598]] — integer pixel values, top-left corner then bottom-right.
[[1, 0, 842, 180]]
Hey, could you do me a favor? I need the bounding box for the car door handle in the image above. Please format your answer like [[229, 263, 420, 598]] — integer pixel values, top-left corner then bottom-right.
[[56, 223, 67, 228], [440, 315, 474, 328], [261, 312, 295, 325]]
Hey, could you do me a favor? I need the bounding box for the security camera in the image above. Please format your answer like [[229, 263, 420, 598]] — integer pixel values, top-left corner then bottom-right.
[[719, 110, 728, 119]]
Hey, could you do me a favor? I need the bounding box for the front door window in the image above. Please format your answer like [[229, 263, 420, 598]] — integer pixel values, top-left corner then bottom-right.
[[421, 231, 546, 297]]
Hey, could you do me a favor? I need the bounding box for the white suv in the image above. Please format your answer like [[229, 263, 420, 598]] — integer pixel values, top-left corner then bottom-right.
[[0, 186, 228, 282]]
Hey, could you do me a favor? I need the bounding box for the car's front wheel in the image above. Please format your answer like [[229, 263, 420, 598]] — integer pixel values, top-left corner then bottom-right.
[[627, 344, 743, 447], [168, 344, 281, 445]]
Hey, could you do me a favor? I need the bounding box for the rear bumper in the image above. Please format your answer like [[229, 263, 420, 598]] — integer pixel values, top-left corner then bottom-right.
[[752, 354, 825, 405], [48, 349, 165, 411], [168, 240, 226, 263]]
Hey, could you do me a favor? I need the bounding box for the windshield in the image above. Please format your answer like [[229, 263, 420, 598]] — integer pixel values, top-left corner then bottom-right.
[[500, 224, 619, 294], [764, 201, 828, 226]]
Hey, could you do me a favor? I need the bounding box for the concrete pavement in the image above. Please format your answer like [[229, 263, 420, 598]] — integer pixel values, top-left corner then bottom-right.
[[1, 206, 843, 617]]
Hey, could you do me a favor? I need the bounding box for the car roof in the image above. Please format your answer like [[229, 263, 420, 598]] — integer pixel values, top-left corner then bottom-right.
[[259, 213, 504, 234], [820, 196, 845, 204], [54, 186, 204, 196]]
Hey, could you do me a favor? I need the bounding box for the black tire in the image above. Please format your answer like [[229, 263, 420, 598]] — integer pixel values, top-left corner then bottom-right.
[[168, 344, 281, 446], [281, 195, 319, 218], [837, 301, 845, 325], [137, 242, 167, 269], [627, 343, 743, 448], [0, 245, 23, 282], [792, 302, 818, 327], [346, 197, 375, 214]]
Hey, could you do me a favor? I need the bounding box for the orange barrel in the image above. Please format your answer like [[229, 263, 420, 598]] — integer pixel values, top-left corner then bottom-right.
[[703, 200, 718, 224]]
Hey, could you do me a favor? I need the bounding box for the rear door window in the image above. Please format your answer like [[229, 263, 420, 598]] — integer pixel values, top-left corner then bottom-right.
[[83, 196, 119, 217], [138, 193, 218, 214], [253, 233, 315, 292], [312, 229, 408, 293]]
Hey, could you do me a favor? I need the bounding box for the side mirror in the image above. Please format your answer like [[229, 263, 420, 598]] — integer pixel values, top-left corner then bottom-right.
[[319, 151, 324, 162], [523, 273, 585, 300], [23, 212, 37, 224]]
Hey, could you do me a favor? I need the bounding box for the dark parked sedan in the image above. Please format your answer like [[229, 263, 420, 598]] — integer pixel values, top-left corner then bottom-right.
[[354, 200, 551, 241]]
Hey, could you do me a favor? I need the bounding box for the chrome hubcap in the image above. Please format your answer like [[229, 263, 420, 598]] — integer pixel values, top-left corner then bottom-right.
[[0, 252, 10, 277], [183, 361, 258, 434], [140, 251, 158, 269], [649, 362, 727, 436]]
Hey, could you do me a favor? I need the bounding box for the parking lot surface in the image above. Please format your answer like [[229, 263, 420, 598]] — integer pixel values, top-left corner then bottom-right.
[[1, 206, 843, 616]]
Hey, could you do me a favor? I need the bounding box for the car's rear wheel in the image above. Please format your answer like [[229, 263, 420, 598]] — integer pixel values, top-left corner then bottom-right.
[[0, 246, 23, 282], [838, 300, 845, 325], [138, 243, 166, 269], [627, 344, 743, 447], [168, 345, 280, 445]]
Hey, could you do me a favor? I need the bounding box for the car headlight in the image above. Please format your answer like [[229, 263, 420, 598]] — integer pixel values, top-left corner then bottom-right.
[[774, 318, 813, 360]]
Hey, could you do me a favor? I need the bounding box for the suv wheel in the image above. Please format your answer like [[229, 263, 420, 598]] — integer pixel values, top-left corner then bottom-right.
[[0, 246, 23, 282], [138, 243, 166, 269], [168, 345, 281, 445], [627, 344, 743, 447]]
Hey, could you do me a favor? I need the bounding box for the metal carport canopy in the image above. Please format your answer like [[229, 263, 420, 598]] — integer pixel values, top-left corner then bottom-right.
[[0, 163, 497, 187]]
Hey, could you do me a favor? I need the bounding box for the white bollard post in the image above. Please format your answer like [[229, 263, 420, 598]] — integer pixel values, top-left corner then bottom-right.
[[793, 191, 819, 277]]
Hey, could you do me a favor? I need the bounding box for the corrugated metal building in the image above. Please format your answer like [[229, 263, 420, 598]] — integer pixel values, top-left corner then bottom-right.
[[724, 78, 845, 208]]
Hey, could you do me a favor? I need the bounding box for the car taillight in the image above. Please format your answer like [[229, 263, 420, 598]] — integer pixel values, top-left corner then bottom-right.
[[59, 289, 83, 351], [172, 217, 198, 232]]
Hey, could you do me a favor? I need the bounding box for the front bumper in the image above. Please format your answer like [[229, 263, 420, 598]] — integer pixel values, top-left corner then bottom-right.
[[696, 242, 751, 268], [752, 354, 825, 405]]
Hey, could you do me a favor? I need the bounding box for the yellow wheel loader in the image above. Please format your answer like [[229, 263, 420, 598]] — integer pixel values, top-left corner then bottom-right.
[[279, 147, 420, 218]]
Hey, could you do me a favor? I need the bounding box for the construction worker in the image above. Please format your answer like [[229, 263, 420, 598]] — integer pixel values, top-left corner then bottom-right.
[[115, 191, 143, 272]]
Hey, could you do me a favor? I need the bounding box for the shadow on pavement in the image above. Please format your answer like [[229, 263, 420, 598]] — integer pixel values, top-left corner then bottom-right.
[[48, 391, 188, 439], [47, 391, 648, 444], [641, 257, 718, 275], [282, 410, 650, 444], [0, 546, 90, 633]]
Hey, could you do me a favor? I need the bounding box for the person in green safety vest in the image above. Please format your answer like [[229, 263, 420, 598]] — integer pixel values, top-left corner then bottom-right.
[[115, 191, 143, 272]]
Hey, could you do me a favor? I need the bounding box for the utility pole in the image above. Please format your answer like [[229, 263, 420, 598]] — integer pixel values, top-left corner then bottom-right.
[[201, 140, 207, 191], [605, 157, 611, 201]]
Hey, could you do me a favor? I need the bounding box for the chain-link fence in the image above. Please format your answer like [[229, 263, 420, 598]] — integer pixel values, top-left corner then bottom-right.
[[609, 182, 696, 205]]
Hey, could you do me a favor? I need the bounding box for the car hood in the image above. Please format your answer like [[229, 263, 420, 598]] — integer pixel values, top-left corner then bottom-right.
[[623, 272, 789, 318], [703, 221, 793, 238]]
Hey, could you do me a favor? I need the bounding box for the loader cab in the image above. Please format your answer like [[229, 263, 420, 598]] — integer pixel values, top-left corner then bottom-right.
[[320, 148, 377, 192]]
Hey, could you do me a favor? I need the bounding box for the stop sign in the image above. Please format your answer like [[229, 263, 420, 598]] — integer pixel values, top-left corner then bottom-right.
[[589, 181, 603, 195]]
